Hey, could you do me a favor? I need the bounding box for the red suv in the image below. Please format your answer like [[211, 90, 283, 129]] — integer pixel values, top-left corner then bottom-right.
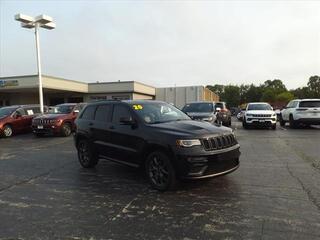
[[32, 103, 86, 137], [0, 105, 44, 137]]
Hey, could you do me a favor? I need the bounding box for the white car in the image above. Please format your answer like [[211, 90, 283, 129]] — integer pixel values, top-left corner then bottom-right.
[[243, 102, 277, 130], [280, 99, 320, 128]]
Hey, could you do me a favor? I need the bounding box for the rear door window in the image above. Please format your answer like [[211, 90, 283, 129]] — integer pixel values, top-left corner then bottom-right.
[[299, 101, 320, 108], [95, 104, 112, 122], [112, 104, 133, 123], [81, 105, 96, 120]]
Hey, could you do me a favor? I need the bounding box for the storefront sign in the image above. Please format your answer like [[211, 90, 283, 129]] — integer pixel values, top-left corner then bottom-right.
[[0, 80, 19, 87]]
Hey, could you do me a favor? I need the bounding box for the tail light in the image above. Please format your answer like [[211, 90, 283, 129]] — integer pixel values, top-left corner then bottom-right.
[[220, 109, 228, 113]]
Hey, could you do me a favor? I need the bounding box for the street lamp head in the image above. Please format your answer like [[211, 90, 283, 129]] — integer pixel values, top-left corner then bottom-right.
[[15, 13, 34, 23], [40, 22, 56, 30], [21, 22, 35, 29], [35, 15, 53, 24]]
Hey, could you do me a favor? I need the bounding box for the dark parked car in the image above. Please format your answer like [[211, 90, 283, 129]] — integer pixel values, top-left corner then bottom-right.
[[74, 100, 240, 191], [0, 105, 45, 137], [32, 103, 86, 137], [181, 101, 217, 124], [214, 102, 232, 127]]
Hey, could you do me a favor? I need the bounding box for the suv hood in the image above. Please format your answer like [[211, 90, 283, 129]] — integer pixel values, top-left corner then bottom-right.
[[149, 120, 231, 138], [246, 110, 275, 115], [33, 114, 67, 120]]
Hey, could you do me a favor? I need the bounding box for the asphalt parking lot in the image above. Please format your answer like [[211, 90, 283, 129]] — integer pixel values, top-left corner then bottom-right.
[[0, 118, 319, 240]]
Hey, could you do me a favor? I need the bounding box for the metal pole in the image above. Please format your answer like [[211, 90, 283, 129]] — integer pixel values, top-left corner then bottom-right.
[[35, 23, 44, 113]]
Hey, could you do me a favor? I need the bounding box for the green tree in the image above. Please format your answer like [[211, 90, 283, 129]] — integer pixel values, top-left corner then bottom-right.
[[290, 87, 312, 99], [206, 84, 224, 97], [276, 91, 294, 103], [307, 75, 320, 97], [223, 85, 240, 107], [246, 84, 263, 102], [261, 88, 276, 102], [262, 79, 287, 95]]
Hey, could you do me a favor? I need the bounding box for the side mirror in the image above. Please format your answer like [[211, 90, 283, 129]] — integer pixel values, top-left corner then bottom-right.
[[120, 116, 135, 125], [216, 107, 221, 112]]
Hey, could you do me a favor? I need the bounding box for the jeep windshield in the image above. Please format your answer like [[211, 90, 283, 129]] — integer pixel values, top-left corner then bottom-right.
[[182, 103, 214, 113], [53, 105, 75, 114], [131, 102, 190, 124], [247, 104, 272, 111], [0, 107, 16, 118]]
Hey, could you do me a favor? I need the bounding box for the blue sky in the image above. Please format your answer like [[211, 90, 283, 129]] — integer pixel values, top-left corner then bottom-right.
[[0, 0, 319, 89]]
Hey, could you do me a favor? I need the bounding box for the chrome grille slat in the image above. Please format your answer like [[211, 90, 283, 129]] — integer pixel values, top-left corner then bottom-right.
[[201, 134, 237, 151]]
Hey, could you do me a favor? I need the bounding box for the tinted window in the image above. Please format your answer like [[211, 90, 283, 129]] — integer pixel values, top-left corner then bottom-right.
[[55, 105, 75, 114], [182, 103, 213, 113], [81, 106, 96, 120], [95, 104, 112, 122], [247, 104, 272, 111], [0, 107, 16, 118], [131, 102, 190, 124], [16, 108, 26, 116], [299, 101, 320, 108], [112, 105, 132, 123]]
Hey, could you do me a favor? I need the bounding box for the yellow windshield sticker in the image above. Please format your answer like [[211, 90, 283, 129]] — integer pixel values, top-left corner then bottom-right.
[[133, 104, 143, 110]]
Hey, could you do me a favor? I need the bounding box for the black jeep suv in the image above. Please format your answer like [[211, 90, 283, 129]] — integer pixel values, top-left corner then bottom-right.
[[74, 100, 240, 191]]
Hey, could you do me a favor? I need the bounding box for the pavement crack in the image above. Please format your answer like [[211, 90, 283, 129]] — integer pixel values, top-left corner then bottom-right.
[[285, 161, 320, 212]]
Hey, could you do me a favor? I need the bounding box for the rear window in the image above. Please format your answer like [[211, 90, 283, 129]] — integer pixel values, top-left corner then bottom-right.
[[299, 101, 320, 108], [81, 106, 96, 120], [95, 104, 112, 122], [182, 103, 213, 113]]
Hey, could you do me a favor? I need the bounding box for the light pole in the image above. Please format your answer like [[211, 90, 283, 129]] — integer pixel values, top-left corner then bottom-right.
[[15, 14, 56, 113]]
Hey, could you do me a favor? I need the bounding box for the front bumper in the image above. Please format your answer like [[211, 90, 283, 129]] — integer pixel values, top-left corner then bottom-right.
[[175, 145, 240, 179], [246, 117, 277, 125], [294, 118, 320, 125], [32, 124, 61, 135]]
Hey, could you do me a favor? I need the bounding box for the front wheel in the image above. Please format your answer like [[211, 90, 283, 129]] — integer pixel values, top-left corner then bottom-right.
[[279, 115, 285, 127], [145, 151, 177, 191], [242, 119, 248, 129], [3, 124, 13, 137], [77, 139, 99, 168], [61, 123, 72, 137]]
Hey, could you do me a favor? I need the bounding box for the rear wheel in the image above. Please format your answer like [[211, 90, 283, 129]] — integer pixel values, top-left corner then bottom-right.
[[289, 115, 297, 129], [145, 151, 177, 191], [77, 139, 99, 168], [61, 123, 72, 137], [279, 114, 285, 127], [3, 124, 13, 137]]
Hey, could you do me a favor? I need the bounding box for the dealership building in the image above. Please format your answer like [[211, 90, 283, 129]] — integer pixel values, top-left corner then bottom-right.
[[0, 75, 219, 107]]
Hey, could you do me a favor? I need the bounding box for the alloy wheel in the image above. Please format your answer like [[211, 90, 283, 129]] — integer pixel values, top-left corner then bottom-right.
[[148, 155, 170, 188]]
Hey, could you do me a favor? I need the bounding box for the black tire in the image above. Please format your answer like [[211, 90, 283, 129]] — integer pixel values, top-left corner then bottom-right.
[[77, 139, 99, 168], [242, 119, 248, 129], [61, 123, 72, 137], [272, 124, 276, 130], [145, 151, 178, 191], [228, 118, 232, 127], [2, 124, 13, 137], [279, 114, 285, 127], [289, 115, 297, 129]]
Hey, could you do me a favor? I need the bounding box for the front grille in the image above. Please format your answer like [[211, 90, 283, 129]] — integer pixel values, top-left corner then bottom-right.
[[252, 114, 271, 117], [201, 134, 237, 151]]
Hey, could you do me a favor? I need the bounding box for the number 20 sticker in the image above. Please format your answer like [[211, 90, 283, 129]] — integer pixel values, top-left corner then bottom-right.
[[133, 104, 143, 110]]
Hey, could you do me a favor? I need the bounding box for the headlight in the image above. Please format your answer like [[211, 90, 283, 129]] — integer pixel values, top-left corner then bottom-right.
[[272, 113, 276, 117], [176, 139, 201, 147], [203, 116, 213, 121]]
